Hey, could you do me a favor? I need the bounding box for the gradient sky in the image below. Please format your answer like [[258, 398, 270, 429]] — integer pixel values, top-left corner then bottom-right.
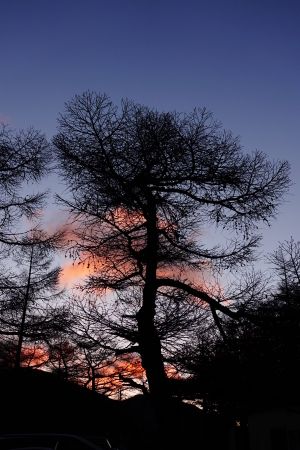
[[1, 0, 300, 277]]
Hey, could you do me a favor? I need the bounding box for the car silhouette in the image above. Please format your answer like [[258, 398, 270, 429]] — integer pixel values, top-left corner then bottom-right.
[[0, 434, 110, 450]]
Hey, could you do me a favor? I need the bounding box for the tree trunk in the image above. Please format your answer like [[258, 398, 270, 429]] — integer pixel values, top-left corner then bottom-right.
[[137, 195, 170, 437], [15, 247, 34, 369], [137, 303, 167, 402], [91, 367, 95, 392]]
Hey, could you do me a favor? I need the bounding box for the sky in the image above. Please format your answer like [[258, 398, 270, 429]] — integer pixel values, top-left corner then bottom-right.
[[1, 0, 300, 282]]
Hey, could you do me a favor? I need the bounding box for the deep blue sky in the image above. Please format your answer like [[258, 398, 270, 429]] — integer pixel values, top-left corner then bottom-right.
[[1, 0, 299, 263]]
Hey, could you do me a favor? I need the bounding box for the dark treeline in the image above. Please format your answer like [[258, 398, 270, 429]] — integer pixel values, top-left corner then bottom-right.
[[0, 94, 298, 442]]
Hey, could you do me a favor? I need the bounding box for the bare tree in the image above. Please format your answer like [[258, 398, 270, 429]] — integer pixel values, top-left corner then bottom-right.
[[266, 238, 300, 302], [0, 230, 67, 369], [46, 338, 80, 381], [0, 124, 51, 249], [182, 239, 300, 418], [53, 92, 291, 417]]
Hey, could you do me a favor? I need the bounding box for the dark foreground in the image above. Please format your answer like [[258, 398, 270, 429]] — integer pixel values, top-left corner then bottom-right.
[[0, 368, 231, 450]]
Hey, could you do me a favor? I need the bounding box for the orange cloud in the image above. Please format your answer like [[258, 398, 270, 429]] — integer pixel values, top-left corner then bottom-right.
[[20, 345, 48, 368], [17, 345, 188, 398], [61, 260, 91, 288], [86, 355, 147, 397], [43, 205, 226, 305]]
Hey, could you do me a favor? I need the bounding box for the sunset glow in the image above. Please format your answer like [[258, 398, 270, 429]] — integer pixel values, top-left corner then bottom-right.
[[61, 260, 91, 288]]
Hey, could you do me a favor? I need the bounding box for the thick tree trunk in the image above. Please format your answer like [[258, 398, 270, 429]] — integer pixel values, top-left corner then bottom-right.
[[137, 195, 170, 438], [136, 303, 167, 401]]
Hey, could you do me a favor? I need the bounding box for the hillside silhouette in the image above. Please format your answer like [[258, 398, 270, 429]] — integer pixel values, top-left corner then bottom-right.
[[0, 367, 115, 436], [0, 367, 230, 450]]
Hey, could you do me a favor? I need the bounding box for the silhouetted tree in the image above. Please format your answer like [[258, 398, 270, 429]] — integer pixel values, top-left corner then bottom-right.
[[267, 238, 300, 304], [181, 239, 300, 419], [0, 124, 50, 249], [46, 338, 80, 381], [0, 230, 67, 369], [53, 92, 291, 420]]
